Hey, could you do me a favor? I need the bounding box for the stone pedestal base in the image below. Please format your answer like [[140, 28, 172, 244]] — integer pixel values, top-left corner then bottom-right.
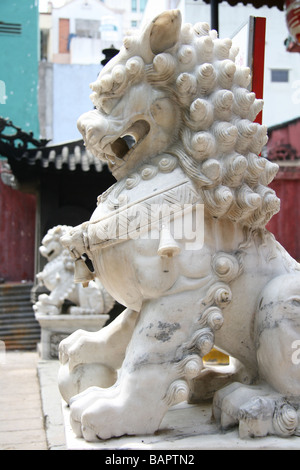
[[35, 313, 109, 360], [61, 400, 300, 450], [36, 359, 300, 450]]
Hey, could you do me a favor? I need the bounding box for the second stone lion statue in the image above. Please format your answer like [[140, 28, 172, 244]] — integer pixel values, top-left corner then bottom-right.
[[34, 225, 115, 316]]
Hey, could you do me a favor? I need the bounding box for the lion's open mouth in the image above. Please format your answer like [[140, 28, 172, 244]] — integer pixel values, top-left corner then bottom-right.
[[104, 120, 150, 166]]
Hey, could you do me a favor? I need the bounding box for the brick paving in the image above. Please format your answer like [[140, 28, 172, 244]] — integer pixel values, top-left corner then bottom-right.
[[0, 351, 48, 450]]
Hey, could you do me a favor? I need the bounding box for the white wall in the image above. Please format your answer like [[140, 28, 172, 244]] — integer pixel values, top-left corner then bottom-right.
[[52, 63, 102, 143], [39, 63, 102, 143], [41, 0, 300, 144], [52, 0, 124, 62], [70, 37, 102, 64], [184, 1, 300, 128]]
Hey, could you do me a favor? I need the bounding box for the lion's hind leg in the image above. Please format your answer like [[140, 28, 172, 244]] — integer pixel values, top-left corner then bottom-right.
[[212, 381, 300, 438], [256, 273, 300, 397], [212, 273, 300, 438]]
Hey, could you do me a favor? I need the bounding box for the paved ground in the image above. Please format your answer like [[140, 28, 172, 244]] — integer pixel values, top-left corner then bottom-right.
[[2, 351, 300, 451], [0, 351, 62, 450]]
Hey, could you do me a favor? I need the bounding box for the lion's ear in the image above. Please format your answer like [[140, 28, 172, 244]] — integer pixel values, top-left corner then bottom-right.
[[149, 10, 182, 55]]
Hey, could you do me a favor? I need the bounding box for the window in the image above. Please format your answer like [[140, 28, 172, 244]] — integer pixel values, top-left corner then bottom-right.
[[131, 20, 138, 28], [40, 29, 49, 60], [75, 19, 100, 39], [140, 0, 147, 12], [132, 0, 137, 12], [271, 69, 289, 83], [131, 0, 147, 13]]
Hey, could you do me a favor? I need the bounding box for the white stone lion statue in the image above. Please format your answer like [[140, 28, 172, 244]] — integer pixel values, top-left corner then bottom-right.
[[33, 225, 115, 316], [57, 11, 300, 441]]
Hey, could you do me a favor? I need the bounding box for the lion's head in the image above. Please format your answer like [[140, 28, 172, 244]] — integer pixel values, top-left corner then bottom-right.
[[77, 9, 280, 231], [40, 225, 73, 261]]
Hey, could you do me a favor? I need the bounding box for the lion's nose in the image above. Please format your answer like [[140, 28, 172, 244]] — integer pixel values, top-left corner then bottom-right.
[[77, 113, 90, 140], [77, 110, 109, 148]]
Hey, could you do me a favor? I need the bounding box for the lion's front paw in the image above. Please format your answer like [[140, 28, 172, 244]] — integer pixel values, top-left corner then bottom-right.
[[68, 376, 166, 441], [69, 385, 142, 441], [212, 382, 300, 438], [69, 387, 120, 440], [34, 294, 60, 315]]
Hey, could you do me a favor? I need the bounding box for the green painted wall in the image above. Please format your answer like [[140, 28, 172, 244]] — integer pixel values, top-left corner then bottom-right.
[[0, 0, 39, 138]]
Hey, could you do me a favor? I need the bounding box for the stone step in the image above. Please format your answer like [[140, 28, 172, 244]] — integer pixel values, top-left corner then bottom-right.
[[0, 282, 40, 350]]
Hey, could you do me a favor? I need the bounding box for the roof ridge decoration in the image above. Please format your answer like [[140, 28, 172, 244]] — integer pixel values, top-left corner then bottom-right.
[[0, 117, 105, 179], [0, 117, 49, 157]]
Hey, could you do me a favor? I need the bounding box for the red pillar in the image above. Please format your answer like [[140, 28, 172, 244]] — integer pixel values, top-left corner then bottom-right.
[[267, 167, 300, 261]]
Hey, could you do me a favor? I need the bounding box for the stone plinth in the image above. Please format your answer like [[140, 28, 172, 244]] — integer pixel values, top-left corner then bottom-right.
[[61, 400, 300, 450], [35, 313, 109, 360]]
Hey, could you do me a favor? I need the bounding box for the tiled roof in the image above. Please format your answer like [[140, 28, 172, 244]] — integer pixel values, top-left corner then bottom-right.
[[23, 139, 104, 173], [1, 139, 105, 186], [0, 118, 105, 183]]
